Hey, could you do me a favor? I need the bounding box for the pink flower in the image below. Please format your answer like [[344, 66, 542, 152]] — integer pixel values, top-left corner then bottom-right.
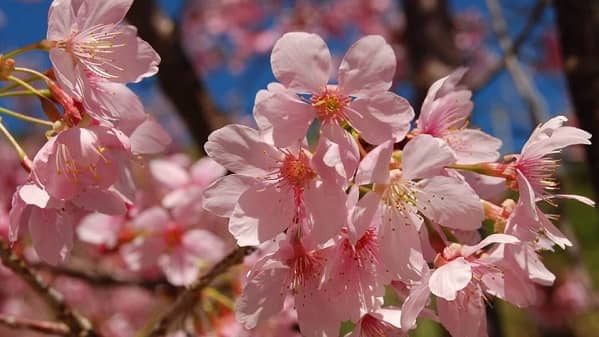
[[202, 124, 347, 246], [347, 309, 405, 337], [9, 183, 119, 265], [150, 156, 226, 223], [236, 236, 341, 337], [254, 33, 414, 186], [47, 0, 160, 91], [353, 134, 484, 280], [121, 206, 227, 286], [415, 68, 502, 164], [32, 125, 131, 201]]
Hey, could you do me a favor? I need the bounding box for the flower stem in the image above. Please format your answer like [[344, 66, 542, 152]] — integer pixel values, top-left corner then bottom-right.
[[0, 106, 53, 127], [7, 75, 51, 102], [0, 89, 50, 98], [0, 119, 30, 169], [13, 67, 52, 83], [1, 40, 52, 59], [0, 76, 41, 93]]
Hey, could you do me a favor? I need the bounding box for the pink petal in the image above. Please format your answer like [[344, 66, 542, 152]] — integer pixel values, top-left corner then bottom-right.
[[189, 157, 227, 187], [76, 213, 121, 248], [428, 258, 472, 300], [76, 0, 133, 27], [229, 185, 295, 246], [401, 134, 456, 180], [202, 175, 254, 218], [351, 192, 381, 244], [303, 180, 347, 244], [379, 208, 425, 282], [149, 159, 190, 190], [236, 256, 288, 329], [461, 234, 519, 257], [355, 140, 393, 185], [47, 0, 76, 40], [28, 208, 74, 265], [71, 189, 127, 216], [437, 293, 487, 337], [205, 124, 281, 177], [401, 274, 431, 331], [121, 236, 165, 271], [253, 82, 315, 147], [159, 247, 198, 286], [415, 176, 483, 231], [104, 28, 160, 83], [18, 184, 50, 208], [312, 123, 359, 188], [338, 35, 396, 97], [182, 229, 226, 263], [445, 129, 502, 164], [420, 68, 468, 121], [346, 92, 414, 145], [128, 116, 172, 155], [130, 206, 169, 232], [270, 32, 331, 93]]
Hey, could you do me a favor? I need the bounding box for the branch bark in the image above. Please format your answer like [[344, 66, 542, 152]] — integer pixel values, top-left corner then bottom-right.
[[0, 238, 101, 337], [0, 314, 70, 336], [145, 246, 255, 337], [486, 0, 547, 125], [466, 0, 550, 92], [554, 0, 599, 200], [127, 0, 226, 149], [403, 0, 463, 110]]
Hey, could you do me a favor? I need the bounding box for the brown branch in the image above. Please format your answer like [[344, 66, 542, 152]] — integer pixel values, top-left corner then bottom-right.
[[403, 0, 463, 111], [126, 0, 227, 150], [485, 0, 547, 125], [554, 0, 599, 202], [466, 0, 550, 91], [0, 314, 70, 336], [0, 238, 101, 337], [145, 246, 255, 337], [34, 263, 177, 293]]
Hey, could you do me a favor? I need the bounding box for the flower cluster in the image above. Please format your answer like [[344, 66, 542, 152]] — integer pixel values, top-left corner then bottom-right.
[[201, 32, 593, 337], [6, 0, 171, 265]]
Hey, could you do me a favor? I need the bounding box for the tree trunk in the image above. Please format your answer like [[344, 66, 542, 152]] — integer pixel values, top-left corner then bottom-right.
[[554, 0, 599, 200], [127, 0, 225, 150], [402, 0, 463, 110]]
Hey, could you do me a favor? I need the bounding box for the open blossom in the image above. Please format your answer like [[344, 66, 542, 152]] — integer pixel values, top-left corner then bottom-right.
[[254, 32, 413, 186], [255, 32, 414, 147], [121, 206, 226, 286], [9, 183, 124, 265], [47, 0, 160, 90], [414, 68, 502, 164], [347, 309, 405, 337], [483, 116, 591, 215], [353, 134, 483, 280], [202, 124, 347, 246], [32, 125, 131, 202], [236, 235, 342, 337]]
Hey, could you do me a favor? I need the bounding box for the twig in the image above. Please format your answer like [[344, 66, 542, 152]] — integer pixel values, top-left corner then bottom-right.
[[35, 263, 176, 292], [145, 246, 255, 337], [467, 0, 550, 92], [485, 0, 547, 125], [126, 0, 226, 149], [0, 314, 70, 336], [0, 238, 101, 337]]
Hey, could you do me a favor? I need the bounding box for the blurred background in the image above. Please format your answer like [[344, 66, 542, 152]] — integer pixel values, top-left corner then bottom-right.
[[0, 0, 597, 337]]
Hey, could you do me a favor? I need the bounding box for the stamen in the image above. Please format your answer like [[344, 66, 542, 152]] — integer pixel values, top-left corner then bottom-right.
[[311, 87, 350, 123]]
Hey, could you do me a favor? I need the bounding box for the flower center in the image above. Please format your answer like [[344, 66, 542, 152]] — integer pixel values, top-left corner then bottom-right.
[[311, 87, 350, 123], [164, 222, 185, 248], [58, 24, 126, 79], [279, 151, 316, 191]]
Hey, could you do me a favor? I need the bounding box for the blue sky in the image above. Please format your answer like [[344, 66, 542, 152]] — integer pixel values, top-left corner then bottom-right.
[[0, 0, 571, 152]]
